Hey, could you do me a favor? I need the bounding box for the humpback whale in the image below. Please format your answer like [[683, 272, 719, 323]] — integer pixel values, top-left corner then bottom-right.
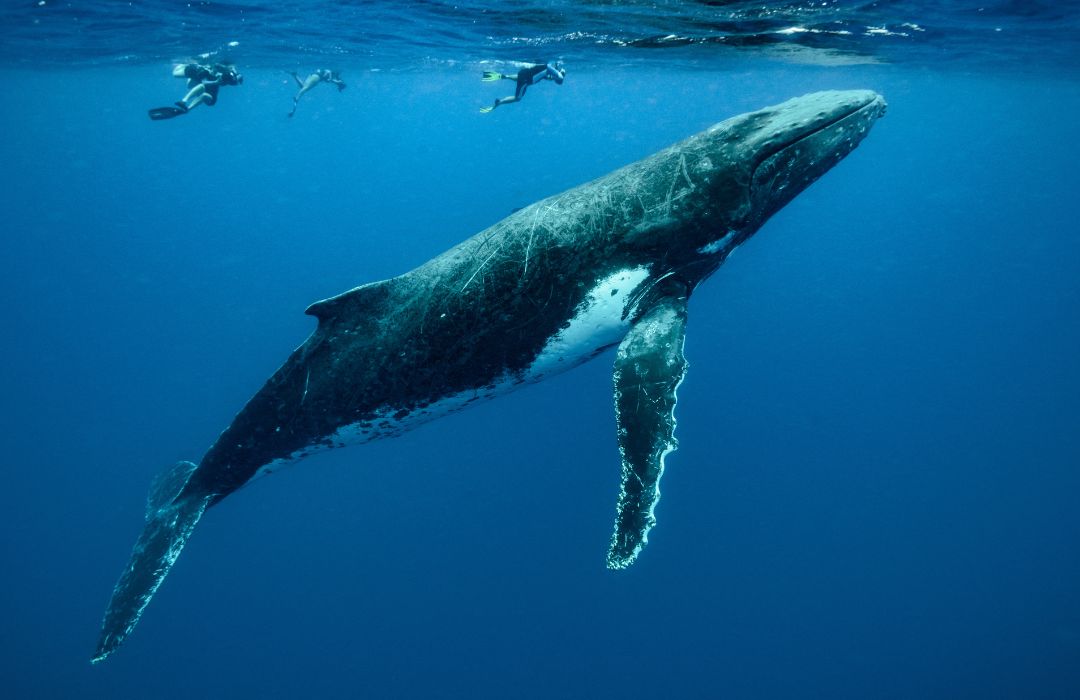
[[93, 90, 886, 662]]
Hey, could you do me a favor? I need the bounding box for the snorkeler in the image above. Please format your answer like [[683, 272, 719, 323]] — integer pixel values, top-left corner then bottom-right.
[[148, 62, 244, 121], [479, 62, 565, 113], [287, 69, 346, 118]]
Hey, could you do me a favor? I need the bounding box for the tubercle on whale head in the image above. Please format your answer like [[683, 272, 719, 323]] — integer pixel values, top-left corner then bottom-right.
[[634, 90, 887, 263], [744, 90, 886, 224]]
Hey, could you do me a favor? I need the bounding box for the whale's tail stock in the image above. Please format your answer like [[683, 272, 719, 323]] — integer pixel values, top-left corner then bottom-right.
[[92, 461, 211, 663]]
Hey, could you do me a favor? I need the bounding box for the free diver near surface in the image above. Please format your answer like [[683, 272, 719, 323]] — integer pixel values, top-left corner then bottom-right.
[[93, 90, 887, 662]]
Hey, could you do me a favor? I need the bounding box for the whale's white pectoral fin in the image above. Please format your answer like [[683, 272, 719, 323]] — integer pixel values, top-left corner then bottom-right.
[[607, 293, 689, 570]]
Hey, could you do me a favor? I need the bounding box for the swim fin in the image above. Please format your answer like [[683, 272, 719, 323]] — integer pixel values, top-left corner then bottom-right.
[[481, 71, 503, 82], [148, 105, 187, 121], [479, 106, 494, 114]]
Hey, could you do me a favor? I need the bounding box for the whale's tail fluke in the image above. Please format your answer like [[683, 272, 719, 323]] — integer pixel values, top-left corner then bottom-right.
[[92, 461, 211, 664]]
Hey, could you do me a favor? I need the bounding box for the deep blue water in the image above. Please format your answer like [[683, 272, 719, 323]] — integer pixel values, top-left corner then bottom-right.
[[2, 2, 1080, 699]]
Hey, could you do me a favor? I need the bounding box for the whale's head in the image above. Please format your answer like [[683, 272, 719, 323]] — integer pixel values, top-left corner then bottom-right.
[[743, 90, 886, 221], [682, 90, 886, 261]]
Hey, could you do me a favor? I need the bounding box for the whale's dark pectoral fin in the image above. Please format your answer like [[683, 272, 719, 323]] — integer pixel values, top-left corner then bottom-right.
[[92, 462, 211, 663], [607, 294, 689, 570]]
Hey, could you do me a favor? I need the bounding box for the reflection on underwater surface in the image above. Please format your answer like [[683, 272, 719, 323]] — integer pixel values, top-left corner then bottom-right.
[[1, 0, 1078, 71]]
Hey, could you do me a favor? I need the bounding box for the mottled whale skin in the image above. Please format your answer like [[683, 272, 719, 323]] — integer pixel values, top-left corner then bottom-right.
[[94, 90, 886, 662]]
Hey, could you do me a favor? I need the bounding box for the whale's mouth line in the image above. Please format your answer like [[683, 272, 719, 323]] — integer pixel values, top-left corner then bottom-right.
[[749, 97, 880, 187]]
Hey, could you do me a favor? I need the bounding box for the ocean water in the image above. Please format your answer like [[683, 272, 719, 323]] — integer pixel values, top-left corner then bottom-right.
[[2, 2, 1079, 699]]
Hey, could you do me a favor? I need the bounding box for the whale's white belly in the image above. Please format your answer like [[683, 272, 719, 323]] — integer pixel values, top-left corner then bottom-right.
[[255, 266, 651, 479]]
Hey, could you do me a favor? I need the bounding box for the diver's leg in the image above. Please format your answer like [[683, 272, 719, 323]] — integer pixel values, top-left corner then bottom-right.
[[289, 83, 314, 117], [293, 75, 318, 98], [480, 95, 517, 113], [180, 83, 205, 110], [186, 89, 217, 111], [290, 71, 303, 88]]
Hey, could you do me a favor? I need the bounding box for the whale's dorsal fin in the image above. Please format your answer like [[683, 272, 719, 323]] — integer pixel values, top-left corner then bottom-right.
[[607, 292, 689, 570], [304, 280, 393, 323]]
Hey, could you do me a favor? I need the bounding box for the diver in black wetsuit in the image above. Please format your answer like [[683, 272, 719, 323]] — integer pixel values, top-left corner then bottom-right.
[[148, 62, 244, 121], [480, 62, 565, 113]]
